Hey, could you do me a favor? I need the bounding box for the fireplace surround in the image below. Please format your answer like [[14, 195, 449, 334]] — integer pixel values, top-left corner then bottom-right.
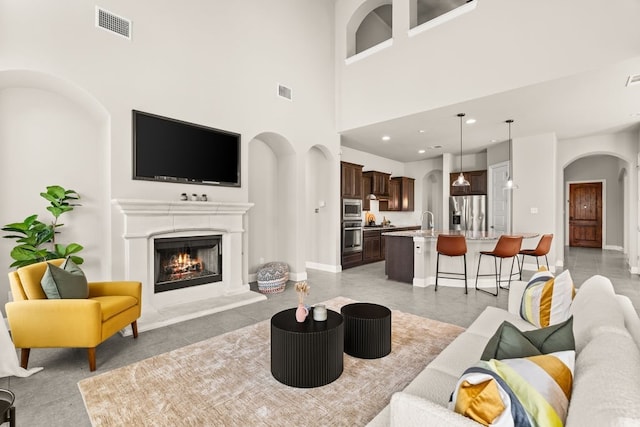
[[112, 199, 265, 332]]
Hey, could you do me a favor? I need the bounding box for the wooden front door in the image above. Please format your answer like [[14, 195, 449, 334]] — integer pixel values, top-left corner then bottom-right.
[[569, 182, 602, 248]]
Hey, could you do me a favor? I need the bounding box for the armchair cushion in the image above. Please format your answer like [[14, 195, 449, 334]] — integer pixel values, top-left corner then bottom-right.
[[41, 258, 88, 299]]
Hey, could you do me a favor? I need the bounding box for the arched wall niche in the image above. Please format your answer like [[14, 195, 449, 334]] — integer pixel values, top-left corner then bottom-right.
[[346, 0, 392, 57], [247, 132, 298, 278], [305, 144, 337, 269], [0, 69, 111, 310], [421, 169, 443, 229]]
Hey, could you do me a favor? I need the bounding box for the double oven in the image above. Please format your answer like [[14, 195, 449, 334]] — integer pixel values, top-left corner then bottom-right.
[[342, 199, 363, 253]]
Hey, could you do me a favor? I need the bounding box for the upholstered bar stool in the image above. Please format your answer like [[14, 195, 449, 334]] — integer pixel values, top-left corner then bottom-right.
[[519, 233, 553, 279], [475, 235, 523, 296], [435, 234, 468, 294]]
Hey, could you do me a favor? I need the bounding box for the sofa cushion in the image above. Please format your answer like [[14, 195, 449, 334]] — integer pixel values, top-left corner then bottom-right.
[[93, 296, 139, 321], [451, 351, 575, 427], [520, 268, 575, 328], [403, 367, 460, 408], [569, 275, 627, 353], [481, 316, 574, 361], [566, 331, 640, 427], [465, 306, 536, 339], [41, 258, 89, 299]]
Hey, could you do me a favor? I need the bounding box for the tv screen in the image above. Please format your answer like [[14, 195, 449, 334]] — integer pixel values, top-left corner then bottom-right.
[[133, 110, 241, 187]]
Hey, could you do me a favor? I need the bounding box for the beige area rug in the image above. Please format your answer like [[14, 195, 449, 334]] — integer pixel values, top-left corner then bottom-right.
[[78, 297, 464, 426]]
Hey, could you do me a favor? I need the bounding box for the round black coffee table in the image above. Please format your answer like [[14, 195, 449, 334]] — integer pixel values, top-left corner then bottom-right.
[[271, 307, 344, 388], [341, 302, 391, 359], [0, 388, 15, 427]]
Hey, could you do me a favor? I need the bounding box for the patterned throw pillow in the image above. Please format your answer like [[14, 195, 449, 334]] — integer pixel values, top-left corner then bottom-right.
[[41, 257, 89, 299], [451, 351, 575, 426], [520, 268, 575, 327]]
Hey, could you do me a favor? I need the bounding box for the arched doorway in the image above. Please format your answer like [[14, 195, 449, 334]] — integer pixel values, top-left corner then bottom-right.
[[422, 170, 442, 229]]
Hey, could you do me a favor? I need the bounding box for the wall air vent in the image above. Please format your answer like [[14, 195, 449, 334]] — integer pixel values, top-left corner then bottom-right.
[[277, 84, 293, 101], [95, 6, 131, 40], [626, 74, 640, 87]]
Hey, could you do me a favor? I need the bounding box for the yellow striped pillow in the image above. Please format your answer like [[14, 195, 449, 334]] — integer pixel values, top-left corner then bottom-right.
[[520, 268, 575, 328], [451, 350, 575, 426]]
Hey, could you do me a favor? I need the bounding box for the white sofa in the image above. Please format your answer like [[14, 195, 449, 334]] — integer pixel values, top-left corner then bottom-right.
[[368, 275, 640, 426]]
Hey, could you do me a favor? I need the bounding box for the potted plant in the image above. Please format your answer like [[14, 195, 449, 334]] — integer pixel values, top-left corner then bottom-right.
[[2, 185, 84, 268]]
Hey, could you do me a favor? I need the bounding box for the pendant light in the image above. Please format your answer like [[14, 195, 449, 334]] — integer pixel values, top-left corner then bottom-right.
[[504, 119, 519, 190], [452, 113, 470, 187]]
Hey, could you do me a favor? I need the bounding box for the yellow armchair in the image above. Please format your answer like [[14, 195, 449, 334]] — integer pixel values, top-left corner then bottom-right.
[[5, 259, 141, 371]]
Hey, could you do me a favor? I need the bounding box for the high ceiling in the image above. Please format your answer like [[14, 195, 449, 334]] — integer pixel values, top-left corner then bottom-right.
[[341, 54, 640, 163], [341, 0, 640, 162]]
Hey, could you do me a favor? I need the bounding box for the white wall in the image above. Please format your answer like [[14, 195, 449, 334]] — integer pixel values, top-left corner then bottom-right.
[[0, 0, 339, 305], [564, 155, 624, 248], [0, 87, 109, 311], [511, 133, 557, 264], [335, 0, 640, 131]]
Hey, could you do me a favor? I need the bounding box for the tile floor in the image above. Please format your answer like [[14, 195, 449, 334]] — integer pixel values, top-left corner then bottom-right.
[[2, 247, 638, 426]]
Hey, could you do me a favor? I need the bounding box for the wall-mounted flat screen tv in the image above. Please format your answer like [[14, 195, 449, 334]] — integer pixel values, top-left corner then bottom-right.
[[133, 110, 241, 187]]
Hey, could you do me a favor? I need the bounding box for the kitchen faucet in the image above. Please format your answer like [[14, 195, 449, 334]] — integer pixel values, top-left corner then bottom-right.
[[421, 211, 434, 231]]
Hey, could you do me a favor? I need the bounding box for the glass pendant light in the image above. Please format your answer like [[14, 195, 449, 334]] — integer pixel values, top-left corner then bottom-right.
[[504, 119, 519, 190], [452, 113, 470, 187]]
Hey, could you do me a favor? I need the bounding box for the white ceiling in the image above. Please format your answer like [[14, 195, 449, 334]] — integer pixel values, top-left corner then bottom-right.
[[340, 54, 640, 163]]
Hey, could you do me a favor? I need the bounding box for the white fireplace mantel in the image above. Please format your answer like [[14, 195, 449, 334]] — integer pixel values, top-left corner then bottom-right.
[[111, 198, 264, 332]]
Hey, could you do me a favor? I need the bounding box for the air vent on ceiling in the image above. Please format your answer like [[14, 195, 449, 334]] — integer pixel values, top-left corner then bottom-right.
[[277, 84, 293, 101], [95, 6, 131, 40], [626, 74, 640, 87]]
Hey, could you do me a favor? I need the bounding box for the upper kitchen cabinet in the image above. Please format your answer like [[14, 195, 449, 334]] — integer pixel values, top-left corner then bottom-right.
[[362, 171, 390, 198], [380, 177, 414, 211], [341, 161, 363, 199], [449, 170, 487, 196]]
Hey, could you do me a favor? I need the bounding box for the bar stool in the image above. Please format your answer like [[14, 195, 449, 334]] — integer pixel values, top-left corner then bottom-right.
[[519, 234, 553, 279], [475, 235, 523, 296], [435, 234, 468, 294]]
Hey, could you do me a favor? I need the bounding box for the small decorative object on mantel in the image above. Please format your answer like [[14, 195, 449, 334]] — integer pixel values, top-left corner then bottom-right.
[[192, 193, 199, 201], [180, 193, 188, 201], [295, 281, 310, 322], [201, 194, 208, 202]]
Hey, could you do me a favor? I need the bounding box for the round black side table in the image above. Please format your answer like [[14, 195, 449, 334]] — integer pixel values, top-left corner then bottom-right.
[[271, 307, 344, 388], [0, 389, 15, 427], [341, 302, 391, 359]]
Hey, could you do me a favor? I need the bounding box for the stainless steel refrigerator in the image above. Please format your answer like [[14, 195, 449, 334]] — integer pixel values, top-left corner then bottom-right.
[[449, 195, 487, 232]]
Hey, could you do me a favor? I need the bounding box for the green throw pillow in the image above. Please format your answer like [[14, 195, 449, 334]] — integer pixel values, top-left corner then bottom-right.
[[481, 316, 574, 361], [41, 258, 89, 299]]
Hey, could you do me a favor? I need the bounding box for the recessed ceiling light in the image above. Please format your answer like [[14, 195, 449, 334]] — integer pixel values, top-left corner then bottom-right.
[[381, 135, 391, 141], [419, 130, 425, 133], [465, 118, 476, 124], [418, 149, 426, 154], [491, 139, 497, 143]]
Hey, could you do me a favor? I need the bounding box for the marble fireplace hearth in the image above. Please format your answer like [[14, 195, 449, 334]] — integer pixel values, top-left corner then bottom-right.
[[112, 199, 266, 334]]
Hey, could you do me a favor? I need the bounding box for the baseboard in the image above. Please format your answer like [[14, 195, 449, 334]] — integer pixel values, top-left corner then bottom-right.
[[289, 271, 308, 282], [604, 245, 623, 251], [305, 262, 341, 273]]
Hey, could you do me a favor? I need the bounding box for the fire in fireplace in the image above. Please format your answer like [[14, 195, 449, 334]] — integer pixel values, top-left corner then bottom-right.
[[154, 235, 222, 293]]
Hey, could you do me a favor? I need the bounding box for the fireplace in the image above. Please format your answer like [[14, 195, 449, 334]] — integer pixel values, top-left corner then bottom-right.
[[154, 235, 222, 293]]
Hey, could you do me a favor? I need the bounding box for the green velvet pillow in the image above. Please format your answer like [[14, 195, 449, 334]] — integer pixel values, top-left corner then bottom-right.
[[481, 316, 574, 361], [41, 258, 89, 299]]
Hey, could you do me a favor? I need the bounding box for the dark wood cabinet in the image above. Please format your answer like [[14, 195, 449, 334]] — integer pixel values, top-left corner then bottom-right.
[[362, 171, 390, 199], [341, 161, 363, 199], [450, 170, 487, 196], [363, 230, 381, 262], [380, 177, 414, 212], [362, 174, 372, 211]]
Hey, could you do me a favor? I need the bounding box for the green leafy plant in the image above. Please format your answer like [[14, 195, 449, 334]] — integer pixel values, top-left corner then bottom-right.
[[2, 185, 84, 268]]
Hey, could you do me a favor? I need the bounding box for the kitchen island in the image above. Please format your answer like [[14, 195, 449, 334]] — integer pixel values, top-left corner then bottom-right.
[[383, 230, 539, 289]]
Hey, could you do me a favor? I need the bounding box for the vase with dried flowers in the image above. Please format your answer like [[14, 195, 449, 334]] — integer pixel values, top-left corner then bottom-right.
[[294, 281, 310, 322]]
